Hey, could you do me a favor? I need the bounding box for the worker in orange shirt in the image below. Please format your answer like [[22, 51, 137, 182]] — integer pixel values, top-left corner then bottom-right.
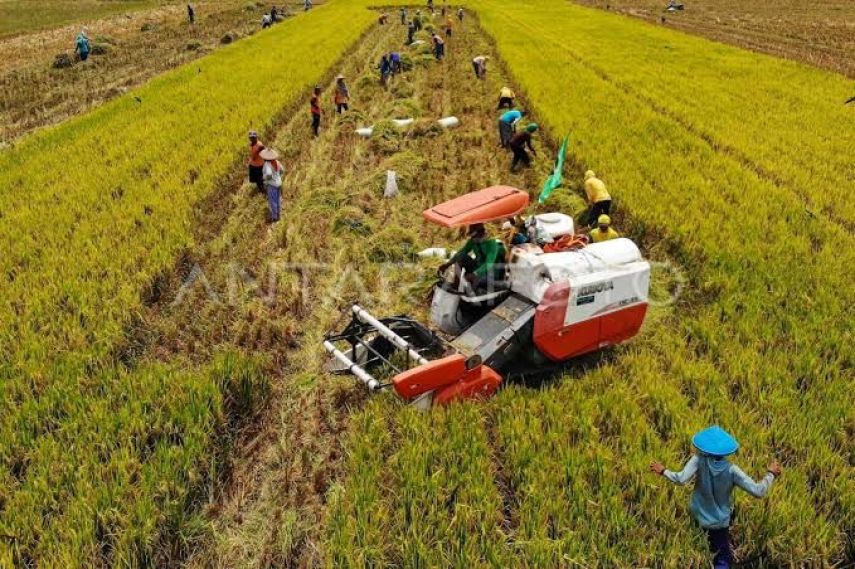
[[247, 131, 265, 193], [583, 170, 612, 226]]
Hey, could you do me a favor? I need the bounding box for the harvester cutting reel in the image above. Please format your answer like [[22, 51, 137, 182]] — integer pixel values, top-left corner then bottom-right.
[[323, 305, 498, 409]]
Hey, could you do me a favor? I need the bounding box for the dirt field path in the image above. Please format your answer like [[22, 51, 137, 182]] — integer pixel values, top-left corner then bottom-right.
[[572, 0, 855, 78]]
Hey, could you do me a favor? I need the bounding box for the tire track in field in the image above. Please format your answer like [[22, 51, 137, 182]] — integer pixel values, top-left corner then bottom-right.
[[505, 13, 855, 235]]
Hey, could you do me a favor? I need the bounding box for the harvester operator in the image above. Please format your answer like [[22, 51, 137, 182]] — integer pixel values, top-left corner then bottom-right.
[[437, 224, 506, 291]]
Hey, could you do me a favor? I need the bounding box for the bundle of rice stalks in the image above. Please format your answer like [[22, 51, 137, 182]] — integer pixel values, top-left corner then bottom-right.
[[384, 97, 421, 119], [367, 225, 420, 263], [369, 120, 403, 154], [333, 205, 374, 236], [410, 118, 442, 138], [391, 80, 415, 99]]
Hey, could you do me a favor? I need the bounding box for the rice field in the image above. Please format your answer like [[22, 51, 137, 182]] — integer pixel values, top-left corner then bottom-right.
[[0, 0, 852, 566]]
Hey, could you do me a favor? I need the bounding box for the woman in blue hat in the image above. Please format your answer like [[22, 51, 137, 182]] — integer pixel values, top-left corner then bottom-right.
[[650, 426, 782, 569]]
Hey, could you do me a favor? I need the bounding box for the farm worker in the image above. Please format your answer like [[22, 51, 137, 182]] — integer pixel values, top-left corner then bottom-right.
[[390, 51, 402, 74], [271, 5, 278, 22], [497, 86, 515, 110], [304, 0, 312, 11], [187, 4, 195, 25], [379, 54, 392, 85], [247, 131, 266, 193], [261, 13, 272, 28], [407, 20, 417, 44], [334, 75, 349, 113], [498, 108, 525, 148], [437, 224, 506, 291], [509, 123, 538, 172], [589, 215, 620, 243], [260, 149, 283, 223], [583, 170, 612, 226], [75, 29, 91, 62], [378, 13, 389, 25], [427, 0, 434, 11], [414, 11, 423, 31], [457, 7, 464, 22], [650, 426, 782, 569], [502, 216, 529, 247], [445, 16, 453, 37], [432, 34, 445, 60], [400, 7, 407, 24], [310, 85, 322, 137], [472, 55, 489, 79]]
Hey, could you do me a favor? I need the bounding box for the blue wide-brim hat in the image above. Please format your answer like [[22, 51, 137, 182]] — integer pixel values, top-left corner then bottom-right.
[[692, 426, 739, 456]]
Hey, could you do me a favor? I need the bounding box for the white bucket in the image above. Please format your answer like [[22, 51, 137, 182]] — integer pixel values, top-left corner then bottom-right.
[[355, 126, 374, 137]]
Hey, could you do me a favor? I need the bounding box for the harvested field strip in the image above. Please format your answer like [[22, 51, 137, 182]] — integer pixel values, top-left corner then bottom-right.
[[491, 1, 855, 226], [0, 0, 263, 142], [0, 3, 375, 565]]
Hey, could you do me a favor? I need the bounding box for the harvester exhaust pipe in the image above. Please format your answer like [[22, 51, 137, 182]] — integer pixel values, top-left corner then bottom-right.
[[351, 305, 429, 365], [323, 340, 380, 390]]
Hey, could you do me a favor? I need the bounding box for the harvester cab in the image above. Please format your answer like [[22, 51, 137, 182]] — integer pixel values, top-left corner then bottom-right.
[[324, 186, 651, 408]]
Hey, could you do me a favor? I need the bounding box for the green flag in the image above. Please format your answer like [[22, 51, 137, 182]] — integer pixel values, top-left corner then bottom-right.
[[538, 136, 568, 204]]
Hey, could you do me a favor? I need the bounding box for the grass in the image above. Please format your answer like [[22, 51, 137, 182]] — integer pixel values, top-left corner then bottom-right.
[[0, 2, 375, 565], [325, 1, 854, 565], [0, 0, 172, 39]]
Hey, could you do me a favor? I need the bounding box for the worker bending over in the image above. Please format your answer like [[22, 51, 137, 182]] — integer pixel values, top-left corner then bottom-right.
[[583, 170, 611, 226], [437, 224, 506, 292], [498, 108, 525, 148], [247, 131, 265, 193], [651, 426, 781, 569], [472, 55, 489, 79], [497, 86, 515, 110], [589, 215, 620, 243], [432, 34, 445, 60], [509, 123, 538, 172], [75, 29, 90, 62]]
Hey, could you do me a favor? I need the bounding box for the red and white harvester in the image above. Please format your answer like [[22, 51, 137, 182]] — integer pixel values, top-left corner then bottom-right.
[[324, 186, 650, 408]]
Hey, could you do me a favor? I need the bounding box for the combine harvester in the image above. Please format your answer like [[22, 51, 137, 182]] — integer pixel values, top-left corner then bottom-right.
[[324, 186, 650, 408]]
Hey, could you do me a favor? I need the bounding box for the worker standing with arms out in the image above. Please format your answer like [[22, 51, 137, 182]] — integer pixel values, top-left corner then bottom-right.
[[75, 29, 90, 62], [472, 55, 489, 79], [509, 124, 538, 172], [187, 4, 195, 25], [247, 131, 266, 193], [310, 85, 322, 137], [651, 426, 782, 569], [497, 108, 525, 148], [588, 215, 620, 243], [497, 86, 515, 110], [333, 75, 349, 113], [432, 33, 445, 60], [583, 170, 612, 226], [437, 224, 506, 291], [260, 149, 283, 223]]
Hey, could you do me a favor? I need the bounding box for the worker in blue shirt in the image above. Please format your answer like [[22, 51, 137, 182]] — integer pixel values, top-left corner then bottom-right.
[[650, 426, 782, 569], [75, 29, 90, 61], [498, 108, 525, 148]]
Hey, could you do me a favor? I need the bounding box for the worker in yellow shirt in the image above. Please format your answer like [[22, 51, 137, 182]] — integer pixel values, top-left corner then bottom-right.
[[497, 86, 515, 110], [584, 169, 612, 227], [589, 215, 621, 243]]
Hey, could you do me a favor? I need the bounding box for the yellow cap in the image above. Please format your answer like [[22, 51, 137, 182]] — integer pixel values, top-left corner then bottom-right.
[[584, 170, 596, 180], [597, 214, 610, 225]]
